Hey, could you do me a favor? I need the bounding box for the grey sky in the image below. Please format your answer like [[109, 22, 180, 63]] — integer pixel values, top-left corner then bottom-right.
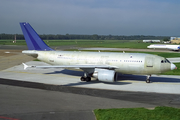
[[1, 0, 180, 36]]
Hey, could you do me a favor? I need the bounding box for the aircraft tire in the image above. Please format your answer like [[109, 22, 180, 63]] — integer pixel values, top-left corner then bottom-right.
[[80, 77, 86, 81], [146, 79, 150, 83], [85, 77, 91, 82]]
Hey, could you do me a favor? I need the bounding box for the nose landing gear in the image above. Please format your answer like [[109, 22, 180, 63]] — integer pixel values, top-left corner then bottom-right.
[[146, 75, 151, 83]]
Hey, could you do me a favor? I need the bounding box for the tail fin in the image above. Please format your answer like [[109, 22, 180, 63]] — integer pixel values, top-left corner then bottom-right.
[[20, 22, 54, 51]]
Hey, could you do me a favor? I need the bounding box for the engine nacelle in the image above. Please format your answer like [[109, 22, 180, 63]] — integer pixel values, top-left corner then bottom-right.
[[92, 68, 117, 82]]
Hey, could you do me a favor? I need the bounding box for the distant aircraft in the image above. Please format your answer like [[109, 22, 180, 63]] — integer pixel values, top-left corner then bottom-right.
[[147, 44, 180, 51], [20, 22, 177, 83]]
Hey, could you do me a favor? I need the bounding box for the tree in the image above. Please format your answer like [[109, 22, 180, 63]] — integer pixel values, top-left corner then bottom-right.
[[163, 37, 169, 41]]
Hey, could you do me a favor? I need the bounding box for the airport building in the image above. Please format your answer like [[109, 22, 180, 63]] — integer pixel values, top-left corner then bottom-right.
[[170, 37, 180, 44], [143, 40, 160, 43]]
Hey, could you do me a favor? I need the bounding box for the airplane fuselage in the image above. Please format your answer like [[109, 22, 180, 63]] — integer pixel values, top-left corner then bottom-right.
[[23, 50, 171, 75], [147, 44, 180, 51]]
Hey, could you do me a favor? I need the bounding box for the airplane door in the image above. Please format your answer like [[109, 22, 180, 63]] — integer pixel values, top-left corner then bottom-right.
[[146, 57, 153, 67]]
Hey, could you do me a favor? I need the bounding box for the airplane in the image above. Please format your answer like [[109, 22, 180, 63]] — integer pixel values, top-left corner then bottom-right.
[[147, 44, 180, 51], [20, 22, 177, 83]]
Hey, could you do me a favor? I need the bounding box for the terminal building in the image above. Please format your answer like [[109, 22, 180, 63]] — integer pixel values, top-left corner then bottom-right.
[[170, 37, 180, 44]]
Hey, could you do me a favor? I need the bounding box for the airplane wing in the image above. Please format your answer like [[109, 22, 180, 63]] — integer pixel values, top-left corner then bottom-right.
[[22, 63, 118, 70]]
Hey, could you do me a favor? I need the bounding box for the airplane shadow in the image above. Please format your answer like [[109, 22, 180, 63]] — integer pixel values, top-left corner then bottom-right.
[[118, 74, 180, 83], [45, 70, 131, 86], [45, 69, 84, 77], [63, 80, 131, 86], [45, 69, 180, 84]]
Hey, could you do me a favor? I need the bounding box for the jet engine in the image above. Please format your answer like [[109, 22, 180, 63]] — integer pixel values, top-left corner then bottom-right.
[[92, 68, 117, 82]]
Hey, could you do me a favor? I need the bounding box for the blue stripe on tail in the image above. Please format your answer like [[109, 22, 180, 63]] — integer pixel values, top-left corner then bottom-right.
[[20, 22, 54, 51]]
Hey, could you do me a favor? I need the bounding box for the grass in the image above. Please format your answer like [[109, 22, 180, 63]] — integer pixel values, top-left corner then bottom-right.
[[33, 59, 40, 61], [0, 40, 27, 45], [124, 51, 180, 58], [77, 50, 180, 58], [0, 39, 152, 49], [163, 62, 180, 75], [94, 106, 180, 120], [1, 39, 179, 49], [73, 40, 151, 49]]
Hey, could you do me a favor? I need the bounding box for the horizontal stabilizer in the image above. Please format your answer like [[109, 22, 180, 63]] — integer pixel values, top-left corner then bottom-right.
[[22, 63, 29, 70], [22, 63, 37, 70]]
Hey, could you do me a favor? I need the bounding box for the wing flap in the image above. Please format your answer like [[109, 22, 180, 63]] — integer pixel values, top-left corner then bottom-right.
[[22, 63, 118, 70]]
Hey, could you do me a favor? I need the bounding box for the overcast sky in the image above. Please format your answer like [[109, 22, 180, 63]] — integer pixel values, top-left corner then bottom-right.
[[1, 0, 180, 36]]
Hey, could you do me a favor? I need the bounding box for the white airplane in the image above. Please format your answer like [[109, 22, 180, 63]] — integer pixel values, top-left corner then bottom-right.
[[147, 44, 180, 51], [20, 22, 177, 83]]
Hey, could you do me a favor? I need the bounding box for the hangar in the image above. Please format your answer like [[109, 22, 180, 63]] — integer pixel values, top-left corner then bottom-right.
[[171, 37, 180, 44]]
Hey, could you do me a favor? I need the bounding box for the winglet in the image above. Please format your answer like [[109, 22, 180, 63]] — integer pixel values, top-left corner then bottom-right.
[[22, 63, 29, 70]]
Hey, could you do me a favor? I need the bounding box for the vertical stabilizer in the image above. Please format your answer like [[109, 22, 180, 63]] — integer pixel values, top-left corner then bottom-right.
[[20, 22, 54, 51]]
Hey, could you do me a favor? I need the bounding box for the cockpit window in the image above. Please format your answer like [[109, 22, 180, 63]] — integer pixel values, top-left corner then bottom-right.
[[161, 59, 171, 63], [165, 59, 171, 63]]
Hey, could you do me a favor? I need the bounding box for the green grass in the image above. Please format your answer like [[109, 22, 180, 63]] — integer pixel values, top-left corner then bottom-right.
[[0, 40, 27, 45], [1, 39, 179, 49], [77, 50, 180, 58], [0, 40, 152, 49], [163, 62, 180, 75], [126, 51, 180, 58], [43, 40, 153, 49], [94, 106, 180, 120], [33, 59, 40, 61]]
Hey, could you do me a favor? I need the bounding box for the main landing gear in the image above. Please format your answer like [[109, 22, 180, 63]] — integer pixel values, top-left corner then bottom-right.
[[146, 75, 151, 83], [80, 72, 91, 82], [80, 76, 91, 82]]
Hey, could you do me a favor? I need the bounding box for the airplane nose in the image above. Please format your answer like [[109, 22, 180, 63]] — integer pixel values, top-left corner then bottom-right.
[[171, 63, 177, 70]]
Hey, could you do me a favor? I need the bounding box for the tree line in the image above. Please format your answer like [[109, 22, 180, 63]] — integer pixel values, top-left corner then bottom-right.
[[0, 33, 169, 40]]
